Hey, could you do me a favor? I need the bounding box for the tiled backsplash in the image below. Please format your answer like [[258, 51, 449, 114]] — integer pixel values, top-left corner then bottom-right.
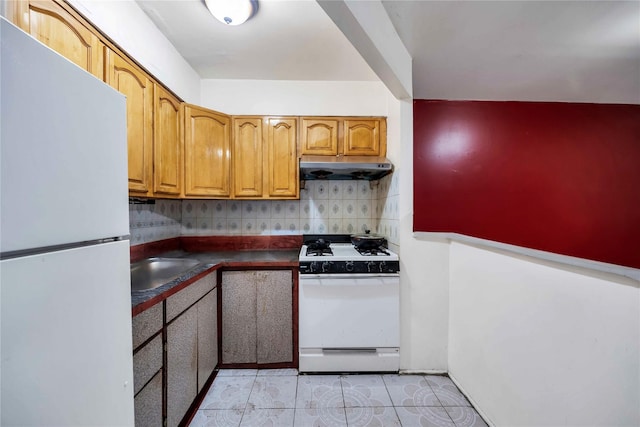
[[129, 173, 400, 247], [129, 200, 182, 245], [375, 171, 400, 250]]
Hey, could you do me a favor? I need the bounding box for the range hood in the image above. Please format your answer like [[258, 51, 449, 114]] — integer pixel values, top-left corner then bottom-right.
[[299, 155, 393, 181]]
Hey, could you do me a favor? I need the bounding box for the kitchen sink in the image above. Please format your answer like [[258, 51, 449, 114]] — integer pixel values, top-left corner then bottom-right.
[[131, 257, 201, 292]]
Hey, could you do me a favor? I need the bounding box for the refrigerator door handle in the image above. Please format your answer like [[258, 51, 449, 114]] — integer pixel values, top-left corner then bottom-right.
[[0, 235, 130, 260]]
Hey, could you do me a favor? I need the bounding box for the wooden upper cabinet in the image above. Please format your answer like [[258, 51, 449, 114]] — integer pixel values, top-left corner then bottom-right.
[[184, 105, 231, 198], [106, 50, 154, 196], [344, 118, 386, 156], [154, 85, 183, 197], [300, 117, 386, 157], [266, 117, 298, 198], [300, 118, 339, 156], [9, 0, 104, 80], [233, 117, 263, 198]]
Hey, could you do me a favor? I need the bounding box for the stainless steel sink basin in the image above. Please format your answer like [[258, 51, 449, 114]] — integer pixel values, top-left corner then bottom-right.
[[131, 257, 201, 292]]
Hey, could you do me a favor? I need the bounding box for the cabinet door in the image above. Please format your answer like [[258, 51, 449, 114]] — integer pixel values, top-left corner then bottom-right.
[[300, 118, 339, 155], [106, 50, 154, 195], [134, 370, 163, 427], [197, 288, 218, 391], [221, 271, 257, 364], [133, 335, 163, 427], [233, 117, 263, 198], [343, 118, 385, 156], [154, 85, 183, 196], [256, 271, 293, 364], [184, 105, 231, 197], [266, 117, 299, 199], [11, 0, 104, 80], [167, 305, 198, 427]]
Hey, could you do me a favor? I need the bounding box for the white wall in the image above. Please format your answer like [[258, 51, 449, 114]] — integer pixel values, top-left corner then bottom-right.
[[68, 0, 201, 104], [448, 241, 640, 426], [389, 95, 450, 372], [200, 79, 389, 115]]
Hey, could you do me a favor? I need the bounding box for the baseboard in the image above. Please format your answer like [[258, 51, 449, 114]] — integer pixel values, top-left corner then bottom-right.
[[448, 372, 494, 427], [399, 369, 448, 375]]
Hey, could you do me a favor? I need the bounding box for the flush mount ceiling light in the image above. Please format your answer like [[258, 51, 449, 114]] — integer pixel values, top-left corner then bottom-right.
[[204, 0, 258, 26]]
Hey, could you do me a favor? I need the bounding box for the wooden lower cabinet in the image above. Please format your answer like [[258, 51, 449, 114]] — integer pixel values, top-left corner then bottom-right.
[[132, 273, 218, 427], [221, 270, 293, 365], [221, 271, 258, 363], [167, 304, 198, 427], [132, 304, 163, 427], [197, 288, 218, 391]]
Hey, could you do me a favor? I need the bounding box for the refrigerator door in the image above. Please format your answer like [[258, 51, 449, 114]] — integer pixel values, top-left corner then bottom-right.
[[0, 18, 129, 254], [1, 240, 134, 426]]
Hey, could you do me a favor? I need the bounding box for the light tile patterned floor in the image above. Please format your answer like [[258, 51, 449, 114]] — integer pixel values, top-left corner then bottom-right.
[[190, 369, 488, 427]]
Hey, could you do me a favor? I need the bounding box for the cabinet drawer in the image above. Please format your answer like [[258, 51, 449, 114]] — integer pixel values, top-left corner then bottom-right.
[[133, 334, 163, 395], [166, 272, 216, 322], [132, 302, 162, 349]]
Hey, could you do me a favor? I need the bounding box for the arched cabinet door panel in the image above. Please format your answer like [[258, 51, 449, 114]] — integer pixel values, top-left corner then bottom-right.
[[300, 118, 339, 156], [155, 86, 183, 197], [344, 119, 386, 156], [233, 117, 263, 198], [184, 105, 231, 198], [11, 0, 104, 80], [267, 117, 299, 199], [106, 50, 154, 196]]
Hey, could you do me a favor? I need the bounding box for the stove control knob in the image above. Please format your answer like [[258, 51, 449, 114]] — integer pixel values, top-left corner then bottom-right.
[[366, 261, 376, 273], [345, 261, 355, 272], [321, 261, 333, 273], [378, 261, 387, 273], [309, 261, 318, 273]]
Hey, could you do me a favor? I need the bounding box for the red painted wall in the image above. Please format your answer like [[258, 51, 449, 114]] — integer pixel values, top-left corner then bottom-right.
[[413, 100, 640, 269]]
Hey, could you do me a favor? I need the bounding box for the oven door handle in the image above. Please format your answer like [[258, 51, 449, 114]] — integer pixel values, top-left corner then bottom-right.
[[298, 275, 400, 286], [299, 273, 400, 280]]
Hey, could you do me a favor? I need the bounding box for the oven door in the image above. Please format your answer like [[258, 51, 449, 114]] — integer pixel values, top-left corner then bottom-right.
[[298, 274, 400, 349]]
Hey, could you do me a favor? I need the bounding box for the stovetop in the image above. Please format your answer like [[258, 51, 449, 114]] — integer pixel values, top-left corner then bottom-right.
[[299, 234, 399, 275]]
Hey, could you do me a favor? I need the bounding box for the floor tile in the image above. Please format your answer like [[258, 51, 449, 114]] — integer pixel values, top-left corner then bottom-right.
[[395, 406, 455, 427], [293, 407, 347, 427], [340, 375, 393, 408], [195, 371, 486, 427], [425, 376, 471, 407], [189, 409, 243, 427], [200, 376, 255, 410], [240, 408, 295, 427], [382, 375, 441, 407], [344, 406, 401, 427], [257, 369, 299, 376], [217, 369, 258, 377], [444, 407, 489, 427], [247, 376, 298, 409], [296, 375, 344, 409]]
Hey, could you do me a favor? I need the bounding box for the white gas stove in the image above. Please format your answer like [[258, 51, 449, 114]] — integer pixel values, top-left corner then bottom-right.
[[298, 235, 400, 373]]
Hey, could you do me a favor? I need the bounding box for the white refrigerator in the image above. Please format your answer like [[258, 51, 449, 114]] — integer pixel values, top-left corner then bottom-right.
[[0, 18, 134, 425]]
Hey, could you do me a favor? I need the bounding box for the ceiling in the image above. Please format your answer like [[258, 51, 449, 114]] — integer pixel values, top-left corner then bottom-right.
[[137, 0, 640, 104]]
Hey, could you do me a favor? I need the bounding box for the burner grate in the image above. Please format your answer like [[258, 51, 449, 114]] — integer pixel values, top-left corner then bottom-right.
[[306, 247, 333, 257], [356, 247, 390, 256]]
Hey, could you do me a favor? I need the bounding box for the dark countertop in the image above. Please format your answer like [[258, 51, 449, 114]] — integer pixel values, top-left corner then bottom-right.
[[131, 249, 299, 315]]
